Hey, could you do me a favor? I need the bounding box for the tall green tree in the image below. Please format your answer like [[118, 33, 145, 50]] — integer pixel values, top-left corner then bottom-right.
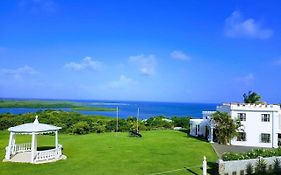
[[243, 91, 262, 104], [212, 111, 242, 145]]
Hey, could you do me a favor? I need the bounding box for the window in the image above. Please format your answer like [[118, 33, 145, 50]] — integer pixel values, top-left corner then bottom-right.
[[261, 114, 270, 122], [238, 113, 246, 121], [237, 132, 246, 141], [195, 125, 199, 135], [261, 133, 271, 143]]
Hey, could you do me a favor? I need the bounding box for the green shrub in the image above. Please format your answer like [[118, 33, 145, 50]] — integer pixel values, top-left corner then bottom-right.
[[246, 163, 254, 175], [255, 158, 267, 175], [222, 148, 281, 161], [0, 110, 182, 134], [105, 120, 118, 132], [171, 116, 190, 129], [273, 158, 281, 174], [222, 152, 241, 161], [72, 121, 91, 135], [145, 116, 174, 129], [92, 121, 106, 133]]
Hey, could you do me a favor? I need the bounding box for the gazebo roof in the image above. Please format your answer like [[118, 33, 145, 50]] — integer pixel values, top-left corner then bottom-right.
[[8, 116, 61, 133]]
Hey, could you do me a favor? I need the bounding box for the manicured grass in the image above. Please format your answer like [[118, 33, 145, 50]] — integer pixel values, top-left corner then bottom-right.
[[0, 130, 217, 175]]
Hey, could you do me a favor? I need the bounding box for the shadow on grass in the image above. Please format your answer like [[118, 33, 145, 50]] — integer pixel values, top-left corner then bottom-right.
[[177, 129, 189, 134], [184, 162, 218, 175], [185, 168, 199, 175], [37, 146, 55, 151], [188, 135, 209, 143]]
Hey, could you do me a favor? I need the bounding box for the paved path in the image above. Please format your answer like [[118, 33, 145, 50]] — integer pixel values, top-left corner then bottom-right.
[[212, 143, 263, 158]]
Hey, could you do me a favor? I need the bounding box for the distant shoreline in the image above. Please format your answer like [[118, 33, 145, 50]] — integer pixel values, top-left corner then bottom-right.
[[0, 99, 218, 119], [0, 99, 116, 112], [0, 97, 218, 105]]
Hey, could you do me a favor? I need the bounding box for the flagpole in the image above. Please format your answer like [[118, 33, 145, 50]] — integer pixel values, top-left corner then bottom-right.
[[137, 107, 139, 133], [116, 107, 119, 136]]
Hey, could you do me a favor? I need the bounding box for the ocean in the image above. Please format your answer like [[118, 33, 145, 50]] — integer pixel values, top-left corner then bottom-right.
[[0, 100, 218, 119]]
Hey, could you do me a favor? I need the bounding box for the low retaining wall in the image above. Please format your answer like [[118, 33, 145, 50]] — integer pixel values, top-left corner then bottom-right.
[[218, 156, 281, 175]]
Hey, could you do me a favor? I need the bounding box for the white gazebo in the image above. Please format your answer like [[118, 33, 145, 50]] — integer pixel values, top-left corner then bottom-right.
[[3, 116, 66, 164]]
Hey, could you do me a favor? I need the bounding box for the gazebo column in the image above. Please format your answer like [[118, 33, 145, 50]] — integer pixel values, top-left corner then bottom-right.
[[55, 130, 59, 158], [12, 134, 16, 148], [31, 132, 37, 163], [5, 132, 15, 160], [55, 131, 58, 148]]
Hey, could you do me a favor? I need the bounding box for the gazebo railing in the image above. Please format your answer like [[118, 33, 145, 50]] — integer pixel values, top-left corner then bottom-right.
[[11, 143, 32, 155], [35, 144, 62, 162]]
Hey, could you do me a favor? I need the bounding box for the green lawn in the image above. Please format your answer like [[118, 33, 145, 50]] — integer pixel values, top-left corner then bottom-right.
[[0, 130, 217, 175]]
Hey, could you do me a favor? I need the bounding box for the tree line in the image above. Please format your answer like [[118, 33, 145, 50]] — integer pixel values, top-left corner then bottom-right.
[[0, 110, 190, 135]]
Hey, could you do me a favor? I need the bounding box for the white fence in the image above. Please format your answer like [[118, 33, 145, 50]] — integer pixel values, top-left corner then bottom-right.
[[35, 144, 62, 162], [218, 156, 281, 175], [7, 143, 62, 163], [11, 143, 31, 155]]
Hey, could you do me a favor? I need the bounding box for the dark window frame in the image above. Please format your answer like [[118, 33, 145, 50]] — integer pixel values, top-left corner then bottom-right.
[[261, 133, 271, 143], [261, 114, 270, 122], [238, 113, 246, 121]]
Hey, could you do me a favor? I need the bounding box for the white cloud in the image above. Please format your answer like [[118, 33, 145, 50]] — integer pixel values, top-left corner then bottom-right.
[[107, 75, 138, 88], [235, 73, 255, 85], [129, 54, 156, 76], [224, 11, 273, 39], [18, 0, 57, 13], [0, 65, 38, 80], [170, 50, 191, 61], [64, 57, 102, 72]]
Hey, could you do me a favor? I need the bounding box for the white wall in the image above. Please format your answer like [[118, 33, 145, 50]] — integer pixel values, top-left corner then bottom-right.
[[190, 104, 281, 148], [217, 104, 281, 148], [230, 111, 273, 147], [189, 119, 208, 137], [218, 156, 281, 175], [190, 119, 203, 137]]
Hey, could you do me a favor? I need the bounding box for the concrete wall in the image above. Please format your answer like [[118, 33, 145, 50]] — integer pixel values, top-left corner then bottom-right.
[[218, 156, 281, 175]]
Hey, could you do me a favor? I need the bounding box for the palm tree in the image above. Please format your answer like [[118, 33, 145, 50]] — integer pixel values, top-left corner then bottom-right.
[[212, 111, 242, 145], [243, 91, 262, 104]]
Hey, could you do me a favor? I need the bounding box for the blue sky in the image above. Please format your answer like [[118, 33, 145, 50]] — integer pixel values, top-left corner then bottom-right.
[[0, 0, 281, 103]]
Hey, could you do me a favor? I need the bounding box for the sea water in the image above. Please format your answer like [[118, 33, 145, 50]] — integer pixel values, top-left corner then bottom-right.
[[0, 100, 217, 119]]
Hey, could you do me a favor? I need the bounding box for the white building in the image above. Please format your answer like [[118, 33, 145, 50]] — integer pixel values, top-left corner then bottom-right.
[[190, 103, 281, 148]]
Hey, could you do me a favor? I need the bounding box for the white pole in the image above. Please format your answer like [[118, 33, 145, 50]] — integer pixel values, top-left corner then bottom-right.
[[137, 108, 139, 133], [203, 156, 207, 175], [116, 107, 119, 134], [55, 130, 58, 149], [55, 130, 59, 158], [31, 133, 36, 163]]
